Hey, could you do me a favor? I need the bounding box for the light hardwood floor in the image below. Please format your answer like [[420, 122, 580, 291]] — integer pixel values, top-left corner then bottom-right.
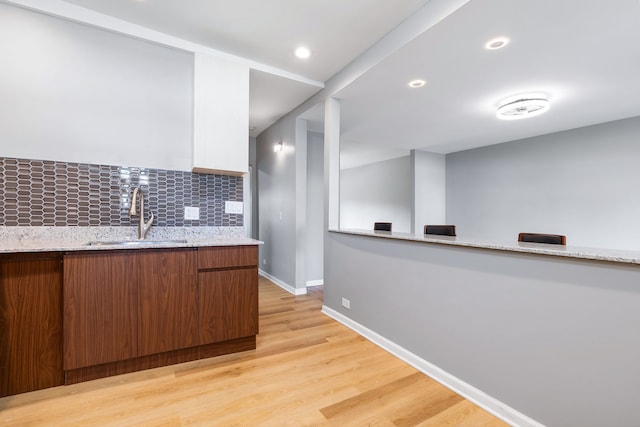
[[0, 277, 509, 426]]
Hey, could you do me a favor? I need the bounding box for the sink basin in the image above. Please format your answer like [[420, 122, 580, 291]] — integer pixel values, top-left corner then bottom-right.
[[85, 239, 188, 246]]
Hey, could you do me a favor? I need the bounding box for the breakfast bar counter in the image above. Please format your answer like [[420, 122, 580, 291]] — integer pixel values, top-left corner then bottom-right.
[[332, 228, 640, 265]]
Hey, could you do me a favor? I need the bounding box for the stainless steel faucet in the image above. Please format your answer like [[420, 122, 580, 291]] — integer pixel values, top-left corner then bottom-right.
[[129, 187, 154, 239]]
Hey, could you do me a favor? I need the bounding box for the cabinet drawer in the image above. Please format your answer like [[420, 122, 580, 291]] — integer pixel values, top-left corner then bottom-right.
[[197, 246, 258, 270]]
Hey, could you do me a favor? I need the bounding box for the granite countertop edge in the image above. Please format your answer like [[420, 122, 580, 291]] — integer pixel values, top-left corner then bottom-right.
[[329, 228, 640, 265], [0, 226, 262, 254]]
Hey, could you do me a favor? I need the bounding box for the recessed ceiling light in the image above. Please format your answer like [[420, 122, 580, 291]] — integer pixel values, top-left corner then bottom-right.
[[496, 97, 550, 120], [485, 37, 510, 50], [294, 46, 311, 59], [408, 79, 426, 88]]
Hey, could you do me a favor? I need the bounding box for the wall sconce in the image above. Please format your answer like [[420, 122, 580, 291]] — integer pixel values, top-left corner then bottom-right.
[[273, 141, 283, 153]]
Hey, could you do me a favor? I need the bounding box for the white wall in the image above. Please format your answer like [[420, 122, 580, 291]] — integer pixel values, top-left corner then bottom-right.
[[340, 156, 412, 232], [411, 149, 446, 233], [306, 131, 324, 284], [447, 116, 640, 250], [0, 3, 193, 171]]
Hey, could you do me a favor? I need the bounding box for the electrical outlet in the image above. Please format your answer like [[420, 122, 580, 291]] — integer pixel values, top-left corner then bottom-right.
[[184, 206, 200, 220], [225, 201, 243, 214], [342, 298, 351, 309], [263, 259, 267, 265]]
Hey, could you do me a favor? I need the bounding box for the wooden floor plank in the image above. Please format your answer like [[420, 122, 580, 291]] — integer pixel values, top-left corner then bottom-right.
[[0, 276, 508, 426], [415, 400, 508, 427]]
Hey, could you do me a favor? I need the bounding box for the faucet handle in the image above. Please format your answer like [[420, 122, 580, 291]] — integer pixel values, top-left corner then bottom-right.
[[142, 211, 155, 239], [129, 187, 140, 216]]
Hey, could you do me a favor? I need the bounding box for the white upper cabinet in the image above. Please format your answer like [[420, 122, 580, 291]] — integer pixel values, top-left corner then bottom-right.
[[193, 53, 249, 176]]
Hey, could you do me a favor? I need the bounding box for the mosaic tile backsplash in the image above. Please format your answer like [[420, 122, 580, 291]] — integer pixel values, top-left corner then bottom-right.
[[0, 157, 243, 227]]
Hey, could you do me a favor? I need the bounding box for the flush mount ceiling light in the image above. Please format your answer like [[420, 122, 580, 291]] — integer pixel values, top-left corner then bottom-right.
[[485, 37, 510, 50], [294, 46, 311, 59], [496, 97, 550, 120], [408, 79, 426, 88]]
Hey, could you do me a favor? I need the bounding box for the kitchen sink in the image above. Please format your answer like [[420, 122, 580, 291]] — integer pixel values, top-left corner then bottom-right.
[[85, 239, 188, 246]]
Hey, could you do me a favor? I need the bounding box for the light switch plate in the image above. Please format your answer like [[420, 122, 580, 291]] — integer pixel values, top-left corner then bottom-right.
[[184, 206, 200, 220], [225, 201, 243, 214]]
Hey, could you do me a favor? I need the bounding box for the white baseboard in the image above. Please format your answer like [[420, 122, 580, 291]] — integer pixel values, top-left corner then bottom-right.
[[321, 306, 544, 427], [259, 270, 307, 295], [306, 279, 324, 287]]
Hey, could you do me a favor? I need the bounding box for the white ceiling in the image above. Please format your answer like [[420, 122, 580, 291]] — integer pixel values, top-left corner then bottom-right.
[[13, 0, 640, 156], [249, 69, 320, 135], [58, 0, 431, 136], [336, 0, 640, 157]]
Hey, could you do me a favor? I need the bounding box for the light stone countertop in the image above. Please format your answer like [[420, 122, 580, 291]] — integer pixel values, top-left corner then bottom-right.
[[0, 226, 261, 254], [331, 228, 640, 265]]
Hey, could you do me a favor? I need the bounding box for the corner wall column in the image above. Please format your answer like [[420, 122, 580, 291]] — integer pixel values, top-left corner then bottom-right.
[[411, 149, 446, 233], [294, 118, 308, 289], [324, 98, 340, 231]]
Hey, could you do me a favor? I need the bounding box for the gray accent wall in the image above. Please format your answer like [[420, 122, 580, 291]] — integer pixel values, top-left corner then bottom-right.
[[249, 137, 259, 239], [325, 231, 640, 427], [0, 3, 193, 172], [256, 117, 324, 290], [340, 155, 412, 232], [257, 117, 323, 290], [446, 116, 640, 250], [257, 114, 298, 287]]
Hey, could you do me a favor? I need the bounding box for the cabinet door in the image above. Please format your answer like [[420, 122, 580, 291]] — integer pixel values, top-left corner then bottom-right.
[[192, 52, 249, 175], [63, 253, 138, 370], [0, 255, 63, 397], [138, 250, 198, 356], [199, 268, 258, 344]]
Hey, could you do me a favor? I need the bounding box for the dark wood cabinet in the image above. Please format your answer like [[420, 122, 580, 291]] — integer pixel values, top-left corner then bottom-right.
[[2, 244, 258, 394], [138, 250, 198, 356], [197, 246, 259, 345], [63, 252, 139, 369], [0, 253, 63, 397]]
